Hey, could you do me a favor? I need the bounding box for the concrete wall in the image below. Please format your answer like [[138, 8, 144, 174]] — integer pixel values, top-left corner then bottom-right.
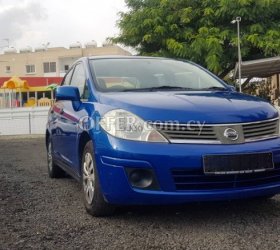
[[0, 107, 49, 135]]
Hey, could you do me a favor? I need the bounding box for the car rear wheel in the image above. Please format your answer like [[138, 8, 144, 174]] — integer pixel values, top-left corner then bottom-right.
[[82, 141, 115, 217], [47, 139, 64, 178]]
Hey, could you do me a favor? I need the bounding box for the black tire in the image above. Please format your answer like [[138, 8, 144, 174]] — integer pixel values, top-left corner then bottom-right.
[[82, 141, 115, 217], [47, 138, 64, 178]]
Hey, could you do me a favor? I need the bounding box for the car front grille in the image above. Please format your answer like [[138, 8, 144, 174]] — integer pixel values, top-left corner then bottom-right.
[[151, 118, 279, 144], [243, 119, 279, 141], [151, 123, 217, 141], [172, 164, 280, 191]]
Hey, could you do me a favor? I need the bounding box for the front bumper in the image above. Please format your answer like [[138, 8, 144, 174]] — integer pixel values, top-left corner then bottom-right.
[[93, 132, 280, 205]]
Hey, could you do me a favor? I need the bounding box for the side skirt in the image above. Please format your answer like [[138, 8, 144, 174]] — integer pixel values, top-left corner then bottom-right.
[[54, 157, 81, 182]]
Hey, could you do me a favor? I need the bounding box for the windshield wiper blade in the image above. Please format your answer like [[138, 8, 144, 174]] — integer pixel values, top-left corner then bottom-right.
[[200, 86, 228, 91], [123, 86, 196, 92]]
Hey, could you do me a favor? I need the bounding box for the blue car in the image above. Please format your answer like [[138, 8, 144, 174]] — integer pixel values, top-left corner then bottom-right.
[[46, 56, 280, 216]]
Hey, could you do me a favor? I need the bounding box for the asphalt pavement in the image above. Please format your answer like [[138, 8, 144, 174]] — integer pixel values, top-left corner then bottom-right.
[[1, 137, 280, 249]]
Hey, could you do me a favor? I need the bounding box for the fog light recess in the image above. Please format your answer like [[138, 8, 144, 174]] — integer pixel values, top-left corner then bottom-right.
[[125, 168, 159, 190]]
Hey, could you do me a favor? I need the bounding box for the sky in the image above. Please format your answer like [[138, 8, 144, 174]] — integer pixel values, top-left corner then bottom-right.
[[0, 0, 127, 50]]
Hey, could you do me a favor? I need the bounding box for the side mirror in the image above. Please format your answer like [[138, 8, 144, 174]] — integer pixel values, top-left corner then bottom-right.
[[56, 86, 81, 102]]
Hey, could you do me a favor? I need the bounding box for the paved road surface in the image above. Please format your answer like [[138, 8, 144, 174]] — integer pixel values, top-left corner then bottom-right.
[[1, 137, 280, 249]]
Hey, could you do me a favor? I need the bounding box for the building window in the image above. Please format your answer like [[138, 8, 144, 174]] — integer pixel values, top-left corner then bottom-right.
[[26, 64, 35, 74], [64, 65, 69, 71], [5, 66, 11, 73], [43, 62, 56, 73]]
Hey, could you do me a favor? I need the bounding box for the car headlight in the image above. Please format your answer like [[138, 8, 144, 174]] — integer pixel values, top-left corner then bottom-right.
[[99, 109, 169, 143]]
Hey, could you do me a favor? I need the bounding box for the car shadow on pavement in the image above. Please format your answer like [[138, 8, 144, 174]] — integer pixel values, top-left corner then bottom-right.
[[113, 197, 280, 221]]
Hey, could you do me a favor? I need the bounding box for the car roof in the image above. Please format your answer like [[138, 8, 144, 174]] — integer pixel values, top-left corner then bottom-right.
[[87, 55, 170, 60]]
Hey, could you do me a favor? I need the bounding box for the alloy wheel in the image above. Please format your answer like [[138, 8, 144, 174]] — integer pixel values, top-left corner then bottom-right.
[[83, 152, 95, 204], [47, 142, 53, 172]]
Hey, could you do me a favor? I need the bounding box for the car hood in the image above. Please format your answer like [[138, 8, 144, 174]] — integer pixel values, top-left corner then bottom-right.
[[98, 91, 278, 123]]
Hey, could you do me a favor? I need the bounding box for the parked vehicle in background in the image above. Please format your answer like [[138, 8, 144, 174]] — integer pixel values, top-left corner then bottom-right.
[[46, 56, 280, 216]]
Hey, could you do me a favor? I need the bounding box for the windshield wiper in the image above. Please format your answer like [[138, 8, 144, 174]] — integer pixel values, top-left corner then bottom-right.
[[200, 86, 228, 91], [123, 86, 196, 92], [122, 85, 228, 92]]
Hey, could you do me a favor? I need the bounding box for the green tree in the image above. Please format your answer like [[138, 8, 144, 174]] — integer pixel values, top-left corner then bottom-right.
[[112, 0, 280, 78]]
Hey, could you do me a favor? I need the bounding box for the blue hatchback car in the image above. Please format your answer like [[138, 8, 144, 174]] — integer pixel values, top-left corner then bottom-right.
[[46, 56, 280, 216]]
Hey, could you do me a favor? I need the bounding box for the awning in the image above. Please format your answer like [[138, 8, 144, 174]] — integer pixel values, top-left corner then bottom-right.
[[0, 86, 53, 93], [0, 77, 54, 93], [1, 77, 29, 90], [234, 56, 280, 78]]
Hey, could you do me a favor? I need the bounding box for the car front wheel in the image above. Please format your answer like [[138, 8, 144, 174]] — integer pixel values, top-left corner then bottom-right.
[[82, 141, 115, 217]]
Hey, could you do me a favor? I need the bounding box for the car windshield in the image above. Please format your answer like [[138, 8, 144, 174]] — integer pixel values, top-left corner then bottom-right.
[[90, 58, 227, 92]]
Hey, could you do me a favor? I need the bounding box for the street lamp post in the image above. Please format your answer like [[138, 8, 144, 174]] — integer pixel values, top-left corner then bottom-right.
[[231, 17, 242, 93]]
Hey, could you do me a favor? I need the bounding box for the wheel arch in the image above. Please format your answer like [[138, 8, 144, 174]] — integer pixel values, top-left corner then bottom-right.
[[78, 131, 92, 174]]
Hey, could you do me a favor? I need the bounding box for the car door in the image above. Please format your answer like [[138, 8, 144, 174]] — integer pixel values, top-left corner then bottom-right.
[[51, 67, 74, 160], [55, 62, 89, 172]]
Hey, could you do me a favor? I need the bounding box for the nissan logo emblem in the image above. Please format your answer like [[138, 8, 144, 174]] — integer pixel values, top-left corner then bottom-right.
[[224, 128, 239, 141]]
